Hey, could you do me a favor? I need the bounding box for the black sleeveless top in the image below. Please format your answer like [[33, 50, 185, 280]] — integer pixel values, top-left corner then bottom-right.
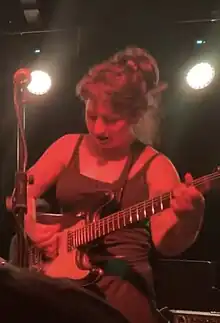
[[56, 135, 159, 288]]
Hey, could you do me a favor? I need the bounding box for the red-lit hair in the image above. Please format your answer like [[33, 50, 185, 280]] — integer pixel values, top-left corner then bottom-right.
[[76, 46, 166, 118]]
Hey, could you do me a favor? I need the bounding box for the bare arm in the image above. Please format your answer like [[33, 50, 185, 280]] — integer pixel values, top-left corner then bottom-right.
[[148, 155, 204, 256], [27, 134, 80, 199], [24, 134, 80, 250]]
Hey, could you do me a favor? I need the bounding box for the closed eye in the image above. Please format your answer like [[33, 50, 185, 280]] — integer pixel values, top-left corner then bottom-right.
[[103, 117, 120, 124], [88, 115, 97, 121]]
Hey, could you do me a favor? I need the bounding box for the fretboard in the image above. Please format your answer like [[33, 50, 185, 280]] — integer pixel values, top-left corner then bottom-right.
[[67, 170, 220, 251]]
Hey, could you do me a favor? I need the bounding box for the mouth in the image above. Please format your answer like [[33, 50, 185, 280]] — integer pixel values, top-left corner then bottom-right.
[[95, 136, 109, 143]]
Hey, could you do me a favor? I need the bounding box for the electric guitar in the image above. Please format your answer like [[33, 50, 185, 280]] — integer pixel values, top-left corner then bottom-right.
[[27, 169, 220, 286]]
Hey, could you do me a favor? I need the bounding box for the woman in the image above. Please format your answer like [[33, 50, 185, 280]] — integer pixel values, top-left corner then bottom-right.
[[24, 46, 204, 323]]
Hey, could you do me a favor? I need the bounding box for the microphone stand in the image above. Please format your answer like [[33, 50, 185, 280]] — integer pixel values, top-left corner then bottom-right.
[[11, 73, 31, 268]]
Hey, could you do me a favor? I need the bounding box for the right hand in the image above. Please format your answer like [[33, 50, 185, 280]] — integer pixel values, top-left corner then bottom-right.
[[25, 213, 60, 258]]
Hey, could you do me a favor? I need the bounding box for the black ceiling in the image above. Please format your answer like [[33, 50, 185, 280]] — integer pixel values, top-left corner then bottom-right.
[[1, 0, 220, 33]]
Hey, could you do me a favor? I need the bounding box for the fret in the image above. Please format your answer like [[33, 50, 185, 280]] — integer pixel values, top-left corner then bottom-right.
[[112, 216, 115, 231], [107, 217, 110, 234], [169, 192, 172, 205], [107, 217, 112, 233], [151, 200, 155, 215], [83, 226, 87, 245], [161, 192, 171, 209], [110, 217, 113, 232], [108, 217, 112, 232], [78, 228, 81, 245], [73, 232, 75, 249], [91, 224, 94, 241], [88, 225, 91, 242], [79, 228, 82, 245], [129, 208, 132, 223], [98, 221, 101, 238], [143, 205, 147, 218], [108, 218, 111, 232], [80, 228, 85, 244], [76, 230, 79, 247], [100, 219, 106, 236], [159, 195, 164, 211], [98, 221, 102, 237], [90, 223, 93, 241], [91, 223, 94, 241], [67, 231, 72, 251], [152, 198, 160, 214], [81, 230, 83, 246], [72, 232, 75, 249], [117, 214, 120, 229], [89, 224, 92, 241], [116, 215, 119, 230], [136, 208, 140, 221], [76, 229, 79, 246], [102, 219, 105, 236], [86, 225, 89, 243], [94, 223, 98, 239], [123, 212, 126, 226]]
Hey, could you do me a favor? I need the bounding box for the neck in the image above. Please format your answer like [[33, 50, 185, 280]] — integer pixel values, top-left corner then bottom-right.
[[84, 135, 134, 162]]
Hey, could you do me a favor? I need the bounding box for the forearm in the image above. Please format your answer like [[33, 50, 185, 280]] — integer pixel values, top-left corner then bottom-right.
[[151, 207, 204, 256]]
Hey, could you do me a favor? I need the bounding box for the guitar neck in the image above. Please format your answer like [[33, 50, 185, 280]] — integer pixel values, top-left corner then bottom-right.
[[67, 170, 220, 248]]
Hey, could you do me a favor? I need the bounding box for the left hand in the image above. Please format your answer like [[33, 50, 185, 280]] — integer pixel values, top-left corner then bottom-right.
[[171, 173, 205, 216]]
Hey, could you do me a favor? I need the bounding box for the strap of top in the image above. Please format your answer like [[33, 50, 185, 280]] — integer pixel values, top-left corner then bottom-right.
[[67, 134, 84, 168], [114, 140, 146, 189], [115, 141, 161, 202], [143, 151, 161, 173]]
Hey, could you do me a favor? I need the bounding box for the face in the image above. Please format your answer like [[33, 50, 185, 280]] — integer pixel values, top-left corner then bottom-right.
[[85, 97, 136, 150]]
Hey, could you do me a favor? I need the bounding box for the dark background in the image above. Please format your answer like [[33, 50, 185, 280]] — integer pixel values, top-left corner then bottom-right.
[[1, 0, 220, 263]]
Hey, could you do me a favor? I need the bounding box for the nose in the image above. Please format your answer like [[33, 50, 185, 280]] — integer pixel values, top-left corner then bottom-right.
[[93, 117, 106, 136]]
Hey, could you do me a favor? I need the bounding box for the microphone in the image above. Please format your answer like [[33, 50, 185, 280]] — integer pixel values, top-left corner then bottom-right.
[[13, 68, 31, 86]]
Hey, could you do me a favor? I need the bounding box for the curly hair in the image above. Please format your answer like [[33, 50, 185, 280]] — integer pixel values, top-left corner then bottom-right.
[[76, 46, 167, 118]]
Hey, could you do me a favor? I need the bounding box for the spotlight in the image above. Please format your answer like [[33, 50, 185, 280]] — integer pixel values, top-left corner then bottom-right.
[[27, 70, 52, 95], [186, 62, 215, 90]]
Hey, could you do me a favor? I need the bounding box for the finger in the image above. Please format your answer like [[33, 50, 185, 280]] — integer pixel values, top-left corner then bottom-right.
[[172, 183, 187, 197], [184, 173, 193, 186], [37, 234, 58, 249], [188, 187, 205, 207], [170, 199, 178, 211], [45, 247, 57, 258], [171, 197, 194, 213], [45, 239, 60, 258], [186, 185, 204, 201], [34, 225, 60, 245], [45, 250, 57, 259]]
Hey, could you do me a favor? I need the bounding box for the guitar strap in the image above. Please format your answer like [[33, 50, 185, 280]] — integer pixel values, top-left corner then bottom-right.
[[114, 140, 160, 204]]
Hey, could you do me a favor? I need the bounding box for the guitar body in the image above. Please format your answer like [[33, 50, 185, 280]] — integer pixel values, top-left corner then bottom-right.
[[35, 220, 96, 282], [28, 190, 116, 285]]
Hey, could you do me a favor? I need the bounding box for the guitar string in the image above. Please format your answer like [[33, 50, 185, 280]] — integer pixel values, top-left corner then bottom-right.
[[70, 172, 220, 247], [32, 172, 220, 259]]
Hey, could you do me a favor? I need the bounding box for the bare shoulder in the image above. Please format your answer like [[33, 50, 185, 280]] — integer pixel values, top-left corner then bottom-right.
[[144, 147, 181, 194], [26, 134, 82, 198], [54, 133, 80, 148], [49, 133, 81, 166]]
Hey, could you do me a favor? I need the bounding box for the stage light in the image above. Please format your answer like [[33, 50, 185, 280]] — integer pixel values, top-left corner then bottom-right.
[[27, 70, 52, 95], [186, 62, 215, 90], [196, 40, 206, 45]]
